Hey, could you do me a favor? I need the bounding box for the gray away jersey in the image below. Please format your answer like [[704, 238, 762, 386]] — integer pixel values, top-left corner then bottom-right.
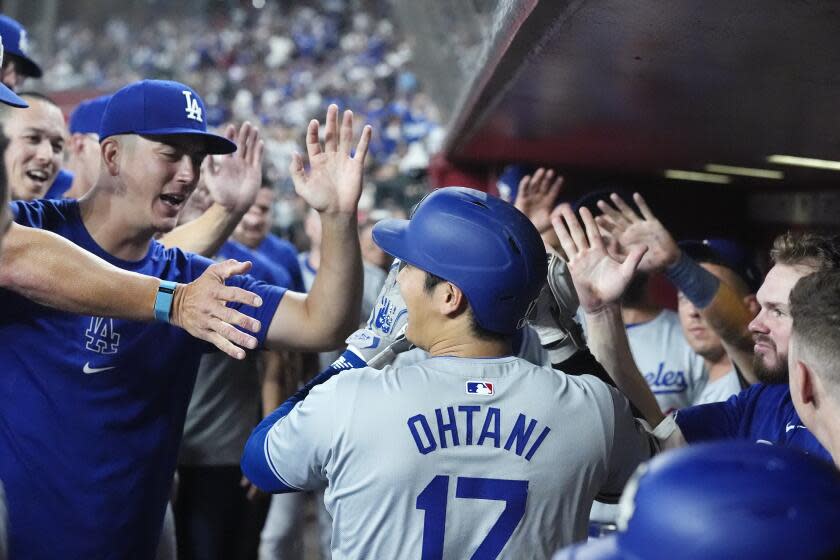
[[262, 356, 654, 559]]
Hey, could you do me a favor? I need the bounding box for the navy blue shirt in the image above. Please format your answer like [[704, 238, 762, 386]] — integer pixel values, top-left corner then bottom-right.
[[0, 199, 286, 559], [676, 383, 831, 461], [257, 233, 304, 292], [219, 239, 292, 289], [43, 168, 74, 199]]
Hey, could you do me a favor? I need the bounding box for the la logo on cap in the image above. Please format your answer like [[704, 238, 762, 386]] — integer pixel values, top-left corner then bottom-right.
[[18, 28, 28, 54], [182, 90, 203, 122]]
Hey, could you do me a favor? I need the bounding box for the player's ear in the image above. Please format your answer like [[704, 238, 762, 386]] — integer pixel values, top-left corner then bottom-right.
[[743, 294, 760, 316], [101, 137, 121, 177], [69, 133, 86, 155], [792, 357, 816, 406], [438, 281, 466, 316]]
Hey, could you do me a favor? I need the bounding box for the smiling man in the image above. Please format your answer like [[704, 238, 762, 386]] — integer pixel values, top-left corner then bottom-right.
[[1, 92, 64, 200], [0, 79, 370, 559]]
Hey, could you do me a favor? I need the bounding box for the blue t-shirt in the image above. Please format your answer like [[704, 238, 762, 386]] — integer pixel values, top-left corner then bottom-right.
[[675, 383, 831, 461], [43, 168, 74, 199], [257, 233, 304, 292], [0, 199, 286, 560], [219, 239, 292, 289]]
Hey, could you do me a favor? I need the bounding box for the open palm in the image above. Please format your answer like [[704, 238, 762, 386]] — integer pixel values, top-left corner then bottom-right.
[[514, 168, 564, 233], [291, 104, 372, 214], [595, 193, 679, 273], [204, 122, 264, 214], [552, 204, 647, 313]]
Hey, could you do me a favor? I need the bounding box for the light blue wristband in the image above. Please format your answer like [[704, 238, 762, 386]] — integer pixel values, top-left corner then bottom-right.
[[154, 280, 178, 323]]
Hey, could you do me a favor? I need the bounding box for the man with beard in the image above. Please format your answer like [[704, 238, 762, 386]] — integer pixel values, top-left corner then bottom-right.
[[582, 193, 838, 458]]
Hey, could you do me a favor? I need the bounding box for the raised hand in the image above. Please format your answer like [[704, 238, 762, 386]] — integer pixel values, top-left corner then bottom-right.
[[552, 204, 647, 313], [514, 168, 564, 233], [170, 259, 264, 360], [595, 193, 680, 273], [203, 122, 265, 215], [290, 104, 372, 215]]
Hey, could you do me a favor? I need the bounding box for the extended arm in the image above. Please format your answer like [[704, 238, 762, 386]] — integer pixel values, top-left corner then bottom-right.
[[0, 223, 262, 359], [265, 106, 370, 351], [553, 204, 686, 449], [597, 193, 757, 382], [552, 204, 663, 424]]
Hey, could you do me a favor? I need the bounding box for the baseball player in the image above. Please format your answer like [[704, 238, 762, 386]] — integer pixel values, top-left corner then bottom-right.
[[789, 270, 840, 467], [242, 187, 656, 559], [676, 239, 759, 404], [0, 80, 371, 559], [561, 195, 838, 459], [554, 442, 840, 560]]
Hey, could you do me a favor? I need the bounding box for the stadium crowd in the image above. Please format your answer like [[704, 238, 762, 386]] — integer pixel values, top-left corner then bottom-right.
[[0, 2, 839, 560]]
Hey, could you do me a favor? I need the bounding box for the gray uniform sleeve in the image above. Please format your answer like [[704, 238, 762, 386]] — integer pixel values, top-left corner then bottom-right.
[[599, 384, 658, 501], [263, 373, 348, 491]]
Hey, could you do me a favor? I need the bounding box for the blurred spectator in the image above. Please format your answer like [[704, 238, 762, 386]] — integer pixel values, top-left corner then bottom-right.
[[33, 1, 441, 222]]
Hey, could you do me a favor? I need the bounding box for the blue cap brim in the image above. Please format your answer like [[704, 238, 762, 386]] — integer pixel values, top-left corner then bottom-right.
[[372, 218, 416, 263], [139, 127, 237, 154], [0, 82, 27, 108], [16, 54, 41, 78]]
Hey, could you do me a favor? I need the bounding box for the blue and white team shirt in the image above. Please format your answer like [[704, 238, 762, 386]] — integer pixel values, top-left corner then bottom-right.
[[255, 356, 655, 559], [625, 310, 708, 413], [0, 199, 285, 560], [676, 383, 831, 461]]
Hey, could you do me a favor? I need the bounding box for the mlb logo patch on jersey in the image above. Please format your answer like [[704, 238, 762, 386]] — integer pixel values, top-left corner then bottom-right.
[[466, 381, 494, 396]]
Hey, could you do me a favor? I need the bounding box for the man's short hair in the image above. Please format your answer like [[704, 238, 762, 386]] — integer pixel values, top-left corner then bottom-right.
[[770, 232, 840, 271], [0, 91, 59, 125], [790, 270, 840, 395]]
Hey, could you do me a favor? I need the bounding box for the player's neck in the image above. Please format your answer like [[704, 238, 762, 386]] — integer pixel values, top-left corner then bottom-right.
[[426, 336, 511, 359], [704, 353, 733, 382], [78, 187, 156, 261]]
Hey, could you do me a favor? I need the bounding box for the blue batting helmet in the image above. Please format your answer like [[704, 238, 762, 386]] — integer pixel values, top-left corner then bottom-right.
[[372, 187, 547, 334], [555, 442, 840, 560]]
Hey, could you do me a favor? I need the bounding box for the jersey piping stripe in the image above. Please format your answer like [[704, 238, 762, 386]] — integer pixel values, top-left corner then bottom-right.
[[264, 425, 305, 491]]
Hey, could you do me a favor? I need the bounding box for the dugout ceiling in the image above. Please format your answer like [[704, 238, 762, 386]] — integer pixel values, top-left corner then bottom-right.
[[405, 0, 840, 192]]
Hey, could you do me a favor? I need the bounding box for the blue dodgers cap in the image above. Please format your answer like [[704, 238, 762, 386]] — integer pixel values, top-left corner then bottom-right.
[[555, 442, 840, 560], [0, 35, 26, 107], [679, 238, 763, 293], [0, 15, 41, 78], [68, 94, 111, 135], [99, 80, 236, 154]]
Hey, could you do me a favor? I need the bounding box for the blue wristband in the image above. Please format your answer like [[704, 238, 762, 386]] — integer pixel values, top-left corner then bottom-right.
[[664, 252, 720, 308], [154, 281, 178, 323]]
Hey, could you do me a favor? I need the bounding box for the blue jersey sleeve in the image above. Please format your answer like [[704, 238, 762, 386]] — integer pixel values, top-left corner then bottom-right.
[[675, 386, 753, 442], [11, 199, 80, 231]]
